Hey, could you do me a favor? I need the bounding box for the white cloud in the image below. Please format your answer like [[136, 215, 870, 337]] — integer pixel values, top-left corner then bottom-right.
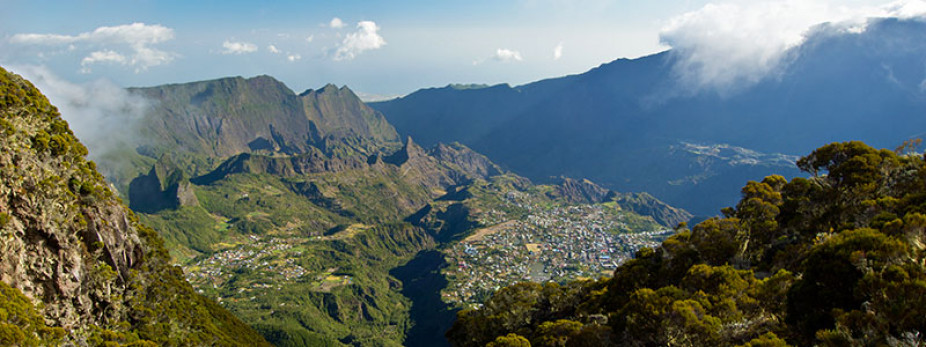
[[8, 64, 149, 164], [881, 0, 926, 18], [553, 42, 564, 60], [222, 40, 258, 55], [334, 21, 386, 61], [493, 48, 523, 62], [9, 23, 176, 73], [659, 0, 926, 93], [266, 43, 301, 62], [330, 17, 345, 29], [80, 50, 128, 72], [306, 35, 315, 43]]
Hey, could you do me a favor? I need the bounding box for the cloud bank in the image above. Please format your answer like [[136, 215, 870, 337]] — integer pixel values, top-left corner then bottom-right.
[[334, 21, 386, 61], [10, 23, 176, 73], [553, 42, 564, 60], [659, 0, 926, 93]]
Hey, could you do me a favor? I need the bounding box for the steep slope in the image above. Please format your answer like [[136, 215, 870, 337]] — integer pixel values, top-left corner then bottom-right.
[[131, 77, 400, 159], [371, 17, 926, 216], [447, 141, 926, 346], [0, 67, 268, 345], [105, 77, 401, 193]]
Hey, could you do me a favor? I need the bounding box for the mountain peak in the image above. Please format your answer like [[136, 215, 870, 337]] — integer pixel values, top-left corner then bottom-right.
[[300, 83, 358, 98], [384, 136, 426, 165], [126, 78, 400, 173]]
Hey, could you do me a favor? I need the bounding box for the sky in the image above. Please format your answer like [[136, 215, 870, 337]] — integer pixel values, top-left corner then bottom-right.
[[1, 0, 924, 99]]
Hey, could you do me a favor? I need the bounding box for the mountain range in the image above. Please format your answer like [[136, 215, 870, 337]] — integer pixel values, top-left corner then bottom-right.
[[371, 17, 926, 216], [8, 14, 926, 347], [85, 74, 684, 346]]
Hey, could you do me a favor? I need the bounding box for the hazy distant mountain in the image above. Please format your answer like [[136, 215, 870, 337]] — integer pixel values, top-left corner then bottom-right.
[[371, 17, 926, 216]]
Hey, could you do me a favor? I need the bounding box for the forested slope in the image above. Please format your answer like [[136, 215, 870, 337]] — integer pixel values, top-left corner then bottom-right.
[[449, 141, 926, 346]]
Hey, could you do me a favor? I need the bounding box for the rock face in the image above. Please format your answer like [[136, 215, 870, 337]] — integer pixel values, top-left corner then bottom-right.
[[549, 177, 612, 204], [129, 154, 200, 213], [129, 77, 401, 168], [118, 77, 406, 211], [549, 177, 693, 227], [606, 191, 693, 228], [429, 142, 504, 179], [0, 67, 267, 345]]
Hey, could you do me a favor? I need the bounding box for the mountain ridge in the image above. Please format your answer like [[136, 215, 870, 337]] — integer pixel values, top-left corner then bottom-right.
[[96, 72, 692, 346], [371, 17, 926, 216]]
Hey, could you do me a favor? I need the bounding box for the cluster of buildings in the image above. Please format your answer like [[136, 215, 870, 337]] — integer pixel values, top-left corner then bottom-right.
[[441, 202, 673, 307], [184, 235, 308, 292]]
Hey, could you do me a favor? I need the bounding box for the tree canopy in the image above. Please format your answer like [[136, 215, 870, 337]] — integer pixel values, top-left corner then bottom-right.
[[448, 141, 926, 346]]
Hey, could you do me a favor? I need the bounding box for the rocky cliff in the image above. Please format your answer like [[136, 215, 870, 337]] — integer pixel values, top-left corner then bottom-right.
[[126, 77, 401, 178], [0, 67, 267, 345], [128, 154, 199, 213], [550, 177, 692, 227]]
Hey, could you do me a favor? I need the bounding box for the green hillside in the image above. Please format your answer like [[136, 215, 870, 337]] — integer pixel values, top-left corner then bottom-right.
[[0, 67, 268, 345]]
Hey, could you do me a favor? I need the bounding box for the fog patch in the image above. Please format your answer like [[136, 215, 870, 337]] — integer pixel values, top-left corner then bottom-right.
[[8, 65, 148, 163]]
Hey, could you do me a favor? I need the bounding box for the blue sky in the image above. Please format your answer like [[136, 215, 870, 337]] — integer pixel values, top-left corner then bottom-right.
[[0, 0, 919, 98]]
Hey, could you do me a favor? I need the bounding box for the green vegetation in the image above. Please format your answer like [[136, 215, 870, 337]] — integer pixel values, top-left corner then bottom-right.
[[182, 222, 434, 346], [76, 71, 690, 345], [448, 141, 926, 346], [0, 281, 65, 346], [0, 66, 269, 346], [133, 149, 451, 345], [133, 146, 675, 345]]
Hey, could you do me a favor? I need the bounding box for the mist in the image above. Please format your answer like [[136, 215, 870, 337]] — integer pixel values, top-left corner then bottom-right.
[[659, 0, 926, 95], [8, 65, 149, 171]]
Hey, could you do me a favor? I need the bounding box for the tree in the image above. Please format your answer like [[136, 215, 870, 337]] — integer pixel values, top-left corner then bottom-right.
[[487, 333, 531, 347]]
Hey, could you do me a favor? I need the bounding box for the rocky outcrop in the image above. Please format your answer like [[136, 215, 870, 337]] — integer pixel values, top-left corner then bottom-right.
[[429, 142, 504, 178], [606, 191, 693, 228], [129, 155, 200, 213], [549, 177, 692, 227], [299, 84, 401, 153], [549, 176, 612, 204], [192, 148, 371, 184], [0, 67, 267, 345]]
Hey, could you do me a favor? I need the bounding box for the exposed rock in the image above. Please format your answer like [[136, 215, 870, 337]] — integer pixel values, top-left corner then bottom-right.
[[549, 176, 611, 204], [605, 191, 693, 228], [429, 142, 504, 178], [384, 136, 427, 166], [128, 154, 199, 213], [0, 67, 267, 345], [127, 77, 401, 178], [550, 176, 692, 227]]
